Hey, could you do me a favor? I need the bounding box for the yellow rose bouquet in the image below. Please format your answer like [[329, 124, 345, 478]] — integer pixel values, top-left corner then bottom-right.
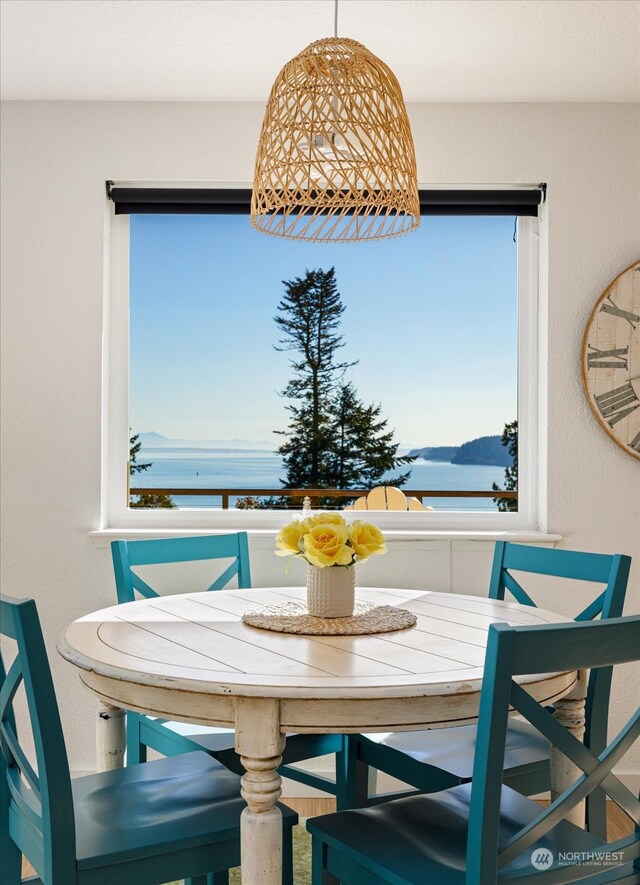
[[275, 512, 386, 568]]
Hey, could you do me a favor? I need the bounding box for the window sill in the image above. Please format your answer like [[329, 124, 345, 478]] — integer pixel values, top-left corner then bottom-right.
[[88, 528, 561, 549]]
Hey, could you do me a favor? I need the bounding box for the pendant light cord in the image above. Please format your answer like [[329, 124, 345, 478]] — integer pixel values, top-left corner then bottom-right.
[[334, 0, 339, 37]]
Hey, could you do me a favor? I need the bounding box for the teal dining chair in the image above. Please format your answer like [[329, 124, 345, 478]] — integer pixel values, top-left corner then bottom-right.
[[349, 542, 631, 836], [0, 594, 298, 885], [111, 533, 350, 805], [308, 615, 640, 884]]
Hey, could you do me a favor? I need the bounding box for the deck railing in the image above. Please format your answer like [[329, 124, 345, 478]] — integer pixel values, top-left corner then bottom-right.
[[130, 487, 517, 509]]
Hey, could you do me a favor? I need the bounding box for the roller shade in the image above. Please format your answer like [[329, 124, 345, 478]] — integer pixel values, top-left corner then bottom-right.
[[107, 184, 544, 217]]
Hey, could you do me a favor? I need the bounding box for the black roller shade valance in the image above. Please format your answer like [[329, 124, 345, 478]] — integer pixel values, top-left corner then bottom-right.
[[107, 184, 544, 217]]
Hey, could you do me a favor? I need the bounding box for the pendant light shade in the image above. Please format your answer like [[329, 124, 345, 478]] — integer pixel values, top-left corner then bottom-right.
[[251, 37, 420, 242]]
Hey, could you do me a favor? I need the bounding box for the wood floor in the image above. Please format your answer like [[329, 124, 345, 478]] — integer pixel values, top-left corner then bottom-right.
[[21, 800, 634, 879], [601, 803, 636, 840], [281, 796, 337, 818]]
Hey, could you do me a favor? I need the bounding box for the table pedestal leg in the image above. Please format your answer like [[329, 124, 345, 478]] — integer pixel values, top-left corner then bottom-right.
[[235, 697, 285, 885], [551, 669, 587, 827], [96, 702, 125, 771]]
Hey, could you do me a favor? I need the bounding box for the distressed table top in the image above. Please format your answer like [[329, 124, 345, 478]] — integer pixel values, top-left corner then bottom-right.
[[59, 587, 574, 707]]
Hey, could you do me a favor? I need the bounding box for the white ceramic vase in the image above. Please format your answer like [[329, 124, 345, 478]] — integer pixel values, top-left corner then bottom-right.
[[306, 565, 355, 618]]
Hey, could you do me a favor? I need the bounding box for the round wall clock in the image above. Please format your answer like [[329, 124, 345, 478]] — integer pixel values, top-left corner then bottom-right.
[[581, 259, 640, 461]]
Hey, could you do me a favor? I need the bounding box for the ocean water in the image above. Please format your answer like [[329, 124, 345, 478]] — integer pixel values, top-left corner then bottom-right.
[[133, 448, 511, 511]]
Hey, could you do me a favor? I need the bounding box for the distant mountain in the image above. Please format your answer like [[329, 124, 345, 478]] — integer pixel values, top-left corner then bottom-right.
[[139, 431, 170, 445], [138, 431, 275, 451], [409, 435, 513, 467], [408, 445, 459, 462]]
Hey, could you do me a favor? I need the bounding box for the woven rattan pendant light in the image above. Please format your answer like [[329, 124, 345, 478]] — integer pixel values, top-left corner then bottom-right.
[[251, 6, 420, 243]]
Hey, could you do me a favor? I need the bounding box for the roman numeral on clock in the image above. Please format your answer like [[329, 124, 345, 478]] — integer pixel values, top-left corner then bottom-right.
[[631, 431, 640, 454], [595, 383, 640, 427], [587, 345, 628, 370], [600, 297, 640, 329]]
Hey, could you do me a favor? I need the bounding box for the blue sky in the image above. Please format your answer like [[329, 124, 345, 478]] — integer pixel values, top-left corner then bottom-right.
[[130, 213, 517, 449]]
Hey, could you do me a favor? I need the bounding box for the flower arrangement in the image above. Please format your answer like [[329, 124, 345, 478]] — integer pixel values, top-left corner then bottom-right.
[[275, 512, 386, 568]]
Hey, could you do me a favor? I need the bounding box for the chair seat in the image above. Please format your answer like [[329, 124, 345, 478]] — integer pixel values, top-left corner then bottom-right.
[[73, 751, 297, 871], [145, 717, 238, 754], [365, 718, 550, 780], [307, 783, 604, 884], [141, 716, 344, 768]]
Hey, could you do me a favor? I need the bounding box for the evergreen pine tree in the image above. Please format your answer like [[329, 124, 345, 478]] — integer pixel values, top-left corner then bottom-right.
[[492, 419, 518, 512], [275, 268, 354, 488], [129, 432, 151, 474], [328, 383, 414, 489], [274, 268, 413, 502], [129, 432, 175, 509]]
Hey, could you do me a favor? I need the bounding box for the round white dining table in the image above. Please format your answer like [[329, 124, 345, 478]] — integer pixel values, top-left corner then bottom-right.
[[58, 586, 583, 885]]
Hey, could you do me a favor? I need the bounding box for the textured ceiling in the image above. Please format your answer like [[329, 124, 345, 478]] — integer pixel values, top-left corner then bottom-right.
[[1, 0, 639, 102]]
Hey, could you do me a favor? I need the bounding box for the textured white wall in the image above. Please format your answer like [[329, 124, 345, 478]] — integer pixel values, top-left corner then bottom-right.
[[1, 101, 639, 780]]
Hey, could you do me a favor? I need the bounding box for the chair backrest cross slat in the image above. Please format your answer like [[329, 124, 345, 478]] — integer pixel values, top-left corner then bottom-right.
[[489, 541, 632, 840], [111, 532, 251, 603], [498, 705, 640, 866], [209, 558, 244, 591], [500, 570, 537, 607], [510, 681, 639, 818], [490, 542, 630, 622], [129, 571, 161, 599], [1, 595, 77, 882], [467, 616, 640, 885]]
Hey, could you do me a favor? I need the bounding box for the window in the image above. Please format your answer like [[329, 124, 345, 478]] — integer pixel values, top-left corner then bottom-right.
[[104, 185, 542, 533]]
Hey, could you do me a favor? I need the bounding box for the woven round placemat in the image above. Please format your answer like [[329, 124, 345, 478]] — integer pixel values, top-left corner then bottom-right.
[[241, 601, 417, 635]]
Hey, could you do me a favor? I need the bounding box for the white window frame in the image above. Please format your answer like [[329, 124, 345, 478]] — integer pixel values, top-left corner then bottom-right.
[[101, 185, 545, 536]]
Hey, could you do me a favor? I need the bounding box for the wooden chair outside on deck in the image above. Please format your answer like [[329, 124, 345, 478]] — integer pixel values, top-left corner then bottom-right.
[[345, 485, 434, 512]]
